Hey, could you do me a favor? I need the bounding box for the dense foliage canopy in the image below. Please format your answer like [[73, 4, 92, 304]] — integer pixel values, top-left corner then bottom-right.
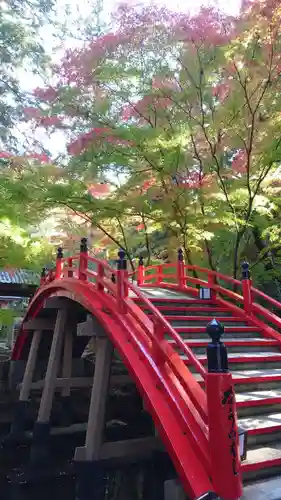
[[2, 0, 281, 298]]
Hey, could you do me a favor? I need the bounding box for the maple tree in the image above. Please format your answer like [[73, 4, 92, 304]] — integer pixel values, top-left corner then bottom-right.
[[0, 0, 56, 149], [5, 0, 281, 288]]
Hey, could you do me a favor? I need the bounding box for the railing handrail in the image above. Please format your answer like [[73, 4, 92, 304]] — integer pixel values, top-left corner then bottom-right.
[[251, 286, 281, 311], [126, 280, 207, 379], [183, 264, 242, 287], [42, 245, 281, 499]]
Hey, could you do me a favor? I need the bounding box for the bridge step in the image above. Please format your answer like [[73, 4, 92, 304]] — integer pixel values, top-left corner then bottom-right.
[[136, 289, 281, 486], [165, 317, 249, 326], [174, 326, 262, 333], [242, 443, 281, 482], [185, 352, 281, 372], [240, 412, 281, 446], [169, 338, 279, 355], [134, 298, 214, 308], [145, 307, 233, 316]]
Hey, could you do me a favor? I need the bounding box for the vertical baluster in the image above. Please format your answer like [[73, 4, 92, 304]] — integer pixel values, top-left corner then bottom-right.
[[156, 264, 162, 285], [177, 248, 185, 289], [207, 272, 217, 300], [97, 263, 104, 291], [68, 257, 73, 278], [116, 249, 128, 313], [137, 255, 144, 286], [241, 261, 252, 315], [206, 319, 242, 500], [79, 238, 88, 281], [55, 247, 63, 279]]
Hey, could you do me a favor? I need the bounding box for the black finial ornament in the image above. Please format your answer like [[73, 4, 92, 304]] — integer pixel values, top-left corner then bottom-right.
[[57, 247, 63, 259], [178, 248, 184, 262], [139, 255, 144, 266], [206, 319, 228, 373], [241, 261, 250, 280], [117, 249, 127, 270], [80, 237, 88, 253]]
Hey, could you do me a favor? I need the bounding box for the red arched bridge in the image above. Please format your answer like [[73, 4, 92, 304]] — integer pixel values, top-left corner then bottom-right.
[[6, 238, 281, 499]]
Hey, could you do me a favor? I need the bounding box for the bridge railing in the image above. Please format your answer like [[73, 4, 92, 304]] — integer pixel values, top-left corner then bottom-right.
[[135, 252, 253, 315], [42, 242, 281, 327], [40, 243, 209, 426], [38, 238, 249, 499]]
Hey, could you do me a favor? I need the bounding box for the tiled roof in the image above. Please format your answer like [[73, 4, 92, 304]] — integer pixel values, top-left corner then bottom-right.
[[0, 269, 39, 285]]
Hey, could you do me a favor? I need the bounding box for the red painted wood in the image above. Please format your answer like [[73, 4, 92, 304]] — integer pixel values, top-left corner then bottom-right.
[[172, 339, 279, 348], [137, 263, 144, 286], [184, 354, 281, 365], [19, 251, 281, 493], [13, 279, 212, 499], [214, 297, 250, 320], [149, 315, 250, 322], [134, 297, 214, 304], [248, 425, 281, 436], [231, 375, 281, 386], [237, 397, 281, 408], [242, 458, 281, 473], [155, 306, 231, 313], [206, 372, 242, 499], [174, 326, 262, 333], [242, 279, 252, 315], [128, 282, 207, 380], [251, 286, 281, 312]]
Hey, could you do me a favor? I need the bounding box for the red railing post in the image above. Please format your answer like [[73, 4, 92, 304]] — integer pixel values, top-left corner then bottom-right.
[[152, 317, 165, 365], [40, 267, 46, 286], [67, 257, 73, 278], [177, 248, 185, 289], [137, 256, 144, 286], [206, 320, 243, 500], [156, 264, 162, 285], [55, 247, 63, 279], [97, 263, 105, 291], [79, 238, 88, 281], [116, 249, 128, 313], [241, 261, 252, 315], [208, 272, 217, 300]]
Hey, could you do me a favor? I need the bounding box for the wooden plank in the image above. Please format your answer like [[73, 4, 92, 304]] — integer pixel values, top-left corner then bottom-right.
[[85, 337, 113, 460], [74, 436, 163, 462], [77, 315, 107, 338], [61, 330, 73, 397], [19, 330, 42, 401], [37, 308, 67, 422], [100, 436, 163, 460], [17, 374, 132, 391], [44, 297, 73, 310], [23, 318, 55, 331]]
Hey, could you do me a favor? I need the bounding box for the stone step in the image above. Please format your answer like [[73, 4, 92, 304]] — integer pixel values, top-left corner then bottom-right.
[[239, 412, 281, 446], [236, 389, 281, 417], [174, 326, 262, 334], [156, 307, 233, 316], [167, 318, 249, 327], [169, 338, 279, 355], [135, 299, 215, 308], [140, 288, 196, 300], [186, 352, 281, 372], [195, 369, 281, 393], [242, 442, 281, 482], [171, 330, 262, 339]]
